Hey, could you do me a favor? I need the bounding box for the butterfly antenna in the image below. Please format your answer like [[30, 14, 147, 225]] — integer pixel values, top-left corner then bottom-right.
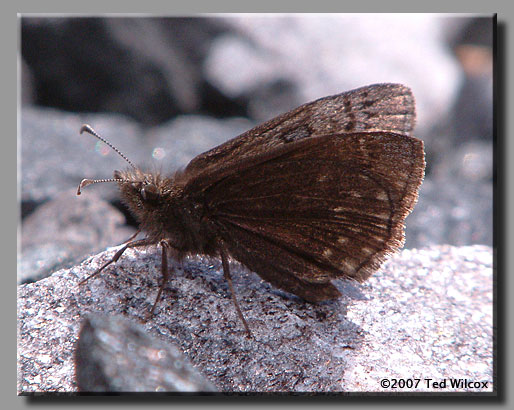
[[76, 177, 131, 195], [80, 124, 137, 170]]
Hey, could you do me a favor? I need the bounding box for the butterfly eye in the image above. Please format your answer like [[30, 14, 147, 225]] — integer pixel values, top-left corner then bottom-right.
[[140, 184, 160, 204]]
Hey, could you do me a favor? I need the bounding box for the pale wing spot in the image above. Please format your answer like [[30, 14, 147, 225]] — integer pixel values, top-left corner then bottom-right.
[[340, 259, 357, 274], [348, 191, 362, 198], [371, 235, 388, 245], [375, 211, 391, 221], [350, 226, 362, 234], [358, 137, 368, 152], [361, 247, 375, 256], [338, 237, 348, 245], [323, 248, 333, 258], [334, 206, 345, 212], [376, 191, 389, 201]]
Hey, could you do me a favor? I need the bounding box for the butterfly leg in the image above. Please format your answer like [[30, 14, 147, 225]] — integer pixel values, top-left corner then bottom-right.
[[220, 245, 252, 338], [78, 238, 156, 285], [120, 228, 141, 245], [147, 240, 173, 319]]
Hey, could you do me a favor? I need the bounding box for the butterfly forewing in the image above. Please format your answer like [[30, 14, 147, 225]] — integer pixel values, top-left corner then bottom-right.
[[187, 131, 424, 301], [185, 83, 415, 176]]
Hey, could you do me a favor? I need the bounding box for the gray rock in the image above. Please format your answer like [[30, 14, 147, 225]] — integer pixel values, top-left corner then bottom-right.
[[20, 107, 251, 207], [406, 177, 492, 248], [434, 141, 493, 182], [145, 114, 252, 171], [19, 189, 135, 284], [17, 245, 493, 392], [341, 245, 493, 392], [75, 314, 216, 392], [20, 107, 145, 204]]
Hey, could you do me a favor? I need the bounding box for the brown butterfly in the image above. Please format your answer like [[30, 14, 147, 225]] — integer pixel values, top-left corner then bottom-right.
[[77, 83, 425, 337]]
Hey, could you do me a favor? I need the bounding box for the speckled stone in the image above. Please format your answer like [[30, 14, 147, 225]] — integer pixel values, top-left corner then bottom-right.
[[17, 245, 493, 393]]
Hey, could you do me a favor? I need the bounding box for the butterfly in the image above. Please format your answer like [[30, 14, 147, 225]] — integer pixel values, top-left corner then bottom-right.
[[77, 83, 425, 336]]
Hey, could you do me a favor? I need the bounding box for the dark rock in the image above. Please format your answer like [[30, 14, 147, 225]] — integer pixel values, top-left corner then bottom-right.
[[452, 74, 493, 141], [75, 314, 216, 392], [21, 58, 35, 105], [21, 17, 227, 125], [17, 245, 493, 392], [445, 18, 494, 142]]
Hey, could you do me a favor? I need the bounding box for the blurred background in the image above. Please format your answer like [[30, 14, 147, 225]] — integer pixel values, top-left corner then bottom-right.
[[19, 14, 494, 284]]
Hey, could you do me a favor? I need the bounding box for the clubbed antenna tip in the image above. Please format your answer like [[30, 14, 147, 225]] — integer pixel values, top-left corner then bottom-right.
[[77, 179, 94, 195], [80, 124, 95, 135], [76, 177, 127, 196], [79, 124, 137, 170]]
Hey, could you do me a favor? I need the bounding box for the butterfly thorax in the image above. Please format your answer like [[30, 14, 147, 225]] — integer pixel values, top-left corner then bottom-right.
[[115, 168, 212, 255]]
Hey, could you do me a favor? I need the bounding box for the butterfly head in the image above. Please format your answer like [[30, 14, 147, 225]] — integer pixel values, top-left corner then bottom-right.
[[113, 168, 169, 211], [76, 124, 176, 230]]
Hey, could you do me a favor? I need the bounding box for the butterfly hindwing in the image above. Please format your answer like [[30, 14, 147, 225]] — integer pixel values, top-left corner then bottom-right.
[[187, 131, 424, 301]]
